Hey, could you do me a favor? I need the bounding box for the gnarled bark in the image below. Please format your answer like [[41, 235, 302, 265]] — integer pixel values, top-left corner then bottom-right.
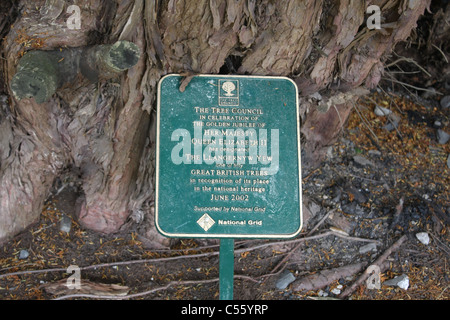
[[0, 0, 431, 245]]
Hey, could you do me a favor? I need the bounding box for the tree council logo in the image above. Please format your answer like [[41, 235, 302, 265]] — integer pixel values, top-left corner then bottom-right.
[[222, 81, 236, 96], [219, 79, 239, 106]]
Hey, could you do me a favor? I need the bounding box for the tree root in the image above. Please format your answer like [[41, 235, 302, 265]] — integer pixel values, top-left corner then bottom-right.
[[292, 262, 368, 292]]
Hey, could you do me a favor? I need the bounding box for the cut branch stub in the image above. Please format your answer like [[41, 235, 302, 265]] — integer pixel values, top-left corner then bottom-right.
[[81, 41, 141, 82], [10, 41, 141, 103], [104, 41, 141, 72], [10, 51, 60, 104]]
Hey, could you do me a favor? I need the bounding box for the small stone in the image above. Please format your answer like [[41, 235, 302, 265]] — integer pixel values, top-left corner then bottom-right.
[[437, 129, 450, 144], [19, 249, 29, 260], [383, 123, 395, 132], [384, 274, 409, 290], [317, 289, 328, 297], [440, 95, 450, 109], [359, 243, 377, 254], [416, 232, 430, 245], [59, 214, 72, 233], [307, 200, 321, 218], [368, 149, 381, 157], [326, 146, 334, 159], [397, 275, 409, 290], [374, 105, 392, 116], [353, 155, 374, 167], [383, 113, 401, 132], [447, 154, 450, 169], [275, 270, 296, 290], [331, 288, 341, 295]]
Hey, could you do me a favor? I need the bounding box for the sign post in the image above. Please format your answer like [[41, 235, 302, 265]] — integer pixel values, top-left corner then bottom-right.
[[219, 238, 235, 300], [156, 74, 302, 299]]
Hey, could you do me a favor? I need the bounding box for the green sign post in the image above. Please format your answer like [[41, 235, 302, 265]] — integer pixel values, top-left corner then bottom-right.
[[156, 74, 302, 299]]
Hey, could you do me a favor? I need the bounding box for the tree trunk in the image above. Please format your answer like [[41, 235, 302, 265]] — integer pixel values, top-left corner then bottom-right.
[[0, 0, 431, 245]]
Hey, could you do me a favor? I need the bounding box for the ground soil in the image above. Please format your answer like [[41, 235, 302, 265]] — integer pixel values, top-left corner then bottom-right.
[[0, 89, 448, 301]]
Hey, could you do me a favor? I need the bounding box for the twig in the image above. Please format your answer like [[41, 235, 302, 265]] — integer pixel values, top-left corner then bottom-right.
[[53, 274, 260, 300], [339, 234, 408, 299], [353, 102, 379, 143], [0, 253, 219, 280], [432, 44, 448, 63], [385, 73, 419, 101], [389, 196, 404, 230], [387, 96, 403, 139], [234, 231, 334, 255], [382, 77, 443, 95], [308, 209, 336, 236], [346, 172, 383, 183], [333, 105, 343, 128], [385, 71, 421, 75], [241, 230, 379, 255], [376, 88, 404, 115], [270, 242, 301, 275], [0, 232, 379, 280], [0, 266, 68, 280], [385, 55, 432, 77], [302, 168, 320, 182], [364, 95, 403, 139], [31, 222, 58, 235], [269, 219, 375, 275], [330, 230, 381, 244], [53, 278, 221, 300], [437, 285, 449, 300], [429, 233, 450, 256]]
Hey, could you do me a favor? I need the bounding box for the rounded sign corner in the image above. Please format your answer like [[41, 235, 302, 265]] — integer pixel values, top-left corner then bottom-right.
[[278, 76, 299, 91], [289, 221, 303, 239], [159, 73, 179, 82], [154, 220, 176, 239], [157, 73, 180, 90]]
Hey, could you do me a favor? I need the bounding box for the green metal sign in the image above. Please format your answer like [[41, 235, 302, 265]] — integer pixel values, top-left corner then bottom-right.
[[156, 74, 302, 239]]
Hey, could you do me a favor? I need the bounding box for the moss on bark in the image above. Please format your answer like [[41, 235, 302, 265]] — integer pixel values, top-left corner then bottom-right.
[[10, 41, 140, 103]]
